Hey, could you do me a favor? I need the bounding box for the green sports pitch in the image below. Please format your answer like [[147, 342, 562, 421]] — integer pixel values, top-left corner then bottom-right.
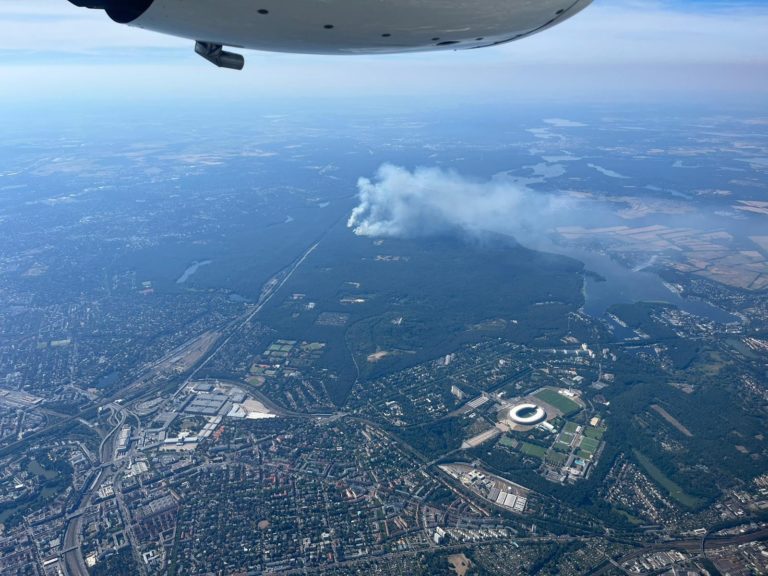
[[533, 389, 582, 416]]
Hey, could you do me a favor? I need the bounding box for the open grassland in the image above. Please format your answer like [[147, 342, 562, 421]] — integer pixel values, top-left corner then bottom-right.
[[651, 404, 693, 437], [634, 450, 703, 509]]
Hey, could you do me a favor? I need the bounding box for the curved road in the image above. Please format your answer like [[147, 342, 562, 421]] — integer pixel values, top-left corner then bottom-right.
[[63, 406, 126, 576]]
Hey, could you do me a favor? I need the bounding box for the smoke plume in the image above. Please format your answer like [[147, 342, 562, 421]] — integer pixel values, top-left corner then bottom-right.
[[347, 164, 572, 239]]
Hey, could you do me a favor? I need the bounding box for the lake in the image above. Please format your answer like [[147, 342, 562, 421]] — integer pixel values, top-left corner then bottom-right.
[[548, 245, 737, 323], [176, 260, 213, 284]]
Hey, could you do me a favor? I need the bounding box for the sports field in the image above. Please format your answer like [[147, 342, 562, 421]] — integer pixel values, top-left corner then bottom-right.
[[533, 389, 582, 416], [520, 442, 547, 459], [579, 436, 600, 455]]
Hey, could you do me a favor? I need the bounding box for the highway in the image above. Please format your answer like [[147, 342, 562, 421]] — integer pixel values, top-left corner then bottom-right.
[[588, 527, 768, 575], [2, 241, 322, 462]]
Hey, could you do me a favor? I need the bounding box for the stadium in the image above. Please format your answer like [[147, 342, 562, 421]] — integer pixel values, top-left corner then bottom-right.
[[503, 403, 547, 426]]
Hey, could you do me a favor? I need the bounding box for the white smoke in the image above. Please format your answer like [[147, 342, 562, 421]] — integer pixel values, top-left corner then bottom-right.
[[347, 164, 572, 239]]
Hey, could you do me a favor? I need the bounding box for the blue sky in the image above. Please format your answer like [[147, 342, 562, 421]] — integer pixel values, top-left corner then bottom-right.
[[1, 0, 767, 104]]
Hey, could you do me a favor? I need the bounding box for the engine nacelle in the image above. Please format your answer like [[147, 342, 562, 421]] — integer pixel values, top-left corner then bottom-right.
[[69, 0, 154, 24]]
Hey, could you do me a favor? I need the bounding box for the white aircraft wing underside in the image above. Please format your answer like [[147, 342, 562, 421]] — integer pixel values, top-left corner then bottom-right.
[[131, 0, 592, 55]]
